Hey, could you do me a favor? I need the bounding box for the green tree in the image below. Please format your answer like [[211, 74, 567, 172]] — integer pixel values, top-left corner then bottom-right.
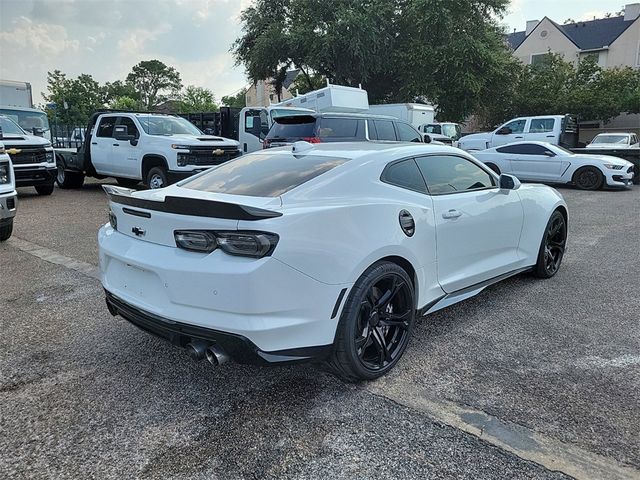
[[232, 0, 517, 121], [103, 80, 141, 109], [126, 60, 182, 110], [43, 70, 104, 125], [289, 72, 325, 95], [221, 88, 247, 108], [178, 85, 218, 113]]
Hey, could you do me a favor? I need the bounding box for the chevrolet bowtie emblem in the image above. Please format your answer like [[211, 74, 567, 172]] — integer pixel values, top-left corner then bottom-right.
[[6, 148, 21, 155], [213, 149, 224, 156]]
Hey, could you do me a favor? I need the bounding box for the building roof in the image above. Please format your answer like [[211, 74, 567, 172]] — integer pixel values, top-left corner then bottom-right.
[[282, 69, 300, 90], [507, 15, 638, 51]]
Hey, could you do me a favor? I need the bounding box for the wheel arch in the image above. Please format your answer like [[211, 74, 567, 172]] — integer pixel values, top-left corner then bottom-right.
[[141, 154, 168, 179], [351, 253, 420, 307]]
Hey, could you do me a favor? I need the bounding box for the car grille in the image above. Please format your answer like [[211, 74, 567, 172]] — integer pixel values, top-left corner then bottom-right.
[[178, 146, 241, 166], [5, 146, 48, 165]]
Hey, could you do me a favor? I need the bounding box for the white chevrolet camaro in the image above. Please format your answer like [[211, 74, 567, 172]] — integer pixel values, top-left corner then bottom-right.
[[99, 142, 568, 381], [472, 141, 635, 190]]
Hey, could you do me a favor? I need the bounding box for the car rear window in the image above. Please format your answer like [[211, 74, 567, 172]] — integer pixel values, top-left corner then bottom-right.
[[317, 118, 365, 141], [181, 152, 349, 197], [267, 116, 316, 141]]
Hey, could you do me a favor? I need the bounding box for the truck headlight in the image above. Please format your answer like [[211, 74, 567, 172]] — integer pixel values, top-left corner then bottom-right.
[[46, 151, 55, 163], [0, 163, 9, 184], [171, 144, 191, 150]]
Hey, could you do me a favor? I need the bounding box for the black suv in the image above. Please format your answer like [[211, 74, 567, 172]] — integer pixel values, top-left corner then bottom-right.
[[264, 113, 423, 148]]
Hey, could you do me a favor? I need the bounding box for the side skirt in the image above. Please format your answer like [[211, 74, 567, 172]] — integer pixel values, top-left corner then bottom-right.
[[416, 266, 533, 317]]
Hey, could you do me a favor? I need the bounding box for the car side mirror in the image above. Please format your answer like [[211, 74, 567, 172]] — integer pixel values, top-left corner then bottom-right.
[[114, 125, 135, 142], [32, 127, 44, 136], [499, 173, 521, 190], [424, 134, 432, 143]]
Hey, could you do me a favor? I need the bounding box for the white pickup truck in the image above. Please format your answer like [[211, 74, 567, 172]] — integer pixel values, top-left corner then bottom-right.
[[56, 112, 241, 189], [0, 140, 18, 241], [459, 114, 579, 151]]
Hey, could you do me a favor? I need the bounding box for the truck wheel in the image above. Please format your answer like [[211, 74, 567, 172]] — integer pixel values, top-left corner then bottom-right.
[[145, 166, 168, 189], [0, 219, 13, 242], [56, 161, 85, 189], [35, 183, 55, 196], [116, 178, 140, 188]]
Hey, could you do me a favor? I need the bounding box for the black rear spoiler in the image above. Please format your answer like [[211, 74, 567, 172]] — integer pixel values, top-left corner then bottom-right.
[[102, 185, 282, 221]]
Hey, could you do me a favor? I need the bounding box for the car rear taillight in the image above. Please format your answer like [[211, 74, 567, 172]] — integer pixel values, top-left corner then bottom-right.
[[174, 230, 279, 258], [302, 137, 321, 143]]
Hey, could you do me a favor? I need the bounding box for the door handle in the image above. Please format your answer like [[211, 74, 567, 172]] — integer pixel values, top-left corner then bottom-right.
[[515, 136, 524, 139], [91, 142, 97, 145], [113, 143, 120, 146], [442, 209, 462, 219]]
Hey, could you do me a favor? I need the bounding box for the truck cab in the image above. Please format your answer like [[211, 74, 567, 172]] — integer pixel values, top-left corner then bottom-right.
[[57, 112, 241, 189], [0, 138, 18, 241], [459, 114, 578, 151], [0, 114, 56, 195]]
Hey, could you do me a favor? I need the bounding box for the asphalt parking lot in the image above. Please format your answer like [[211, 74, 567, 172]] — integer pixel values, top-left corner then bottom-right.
[[1, 181, 639, 479]]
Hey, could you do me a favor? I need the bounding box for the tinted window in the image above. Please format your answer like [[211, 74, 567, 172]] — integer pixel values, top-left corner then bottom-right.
[[529, 118, 555, 133], [267, 117, 316, 141], [424, 124, 442, 135], [374, 120, 397, 141], [396, 122, 422, 142], [496, 143, 549, 155], [181, 152, 348, 197], [416, 155, 495, 195], [381, 159, 427, 193], [317, 118, 365, 141], [97, 117, 117, 137], [367, 120, 378, 140], [117, 117, 139, 138], [501, 119, 526, 134]]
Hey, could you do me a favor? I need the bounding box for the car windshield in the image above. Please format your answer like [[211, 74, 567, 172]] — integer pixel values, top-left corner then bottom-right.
[[0, 108, 49, 134], [591, 135, 628, 145], [441, 124, 457, 138], [0, 115, 27, 135], [424, 124, 441, 134], [137, 116, 202, 136]]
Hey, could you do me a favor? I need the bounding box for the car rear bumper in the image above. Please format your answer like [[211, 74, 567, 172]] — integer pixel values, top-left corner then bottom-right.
[[105, 290, 333, 365], [98, 225, 350, 355], [0, 191, 17, 222], [14, 164, 56, 186]]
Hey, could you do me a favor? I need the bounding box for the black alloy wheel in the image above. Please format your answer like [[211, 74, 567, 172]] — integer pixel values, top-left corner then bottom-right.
[[534, 210, 567, 278], [573, 166, 603, 190], [329, 261, 415, 381]]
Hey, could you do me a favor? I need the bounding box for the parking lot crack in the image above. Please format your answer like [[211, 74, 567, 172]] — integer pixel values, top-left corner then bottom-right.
[[363, 384, 640, 480]]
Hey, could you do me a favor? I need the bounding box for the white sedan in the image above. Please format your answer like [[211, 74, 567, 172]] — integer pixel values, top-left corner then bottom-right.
[[99, 142, 568, 381], [473, 141, 634, 190], [586, 133, 639, 150]]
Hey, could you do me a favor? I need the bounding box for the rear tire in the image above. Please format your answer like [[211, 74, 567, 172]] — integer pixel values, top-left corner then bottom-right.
[[534, 210, 567, 279], [0, 219, 13, 241], [116, 177, 140, 188], [145, 166, 168, 189], [35, 183, 54, 196], [56, 160, 85, 189], [328, 261, 415, 382], [573, 166, 603, 190]]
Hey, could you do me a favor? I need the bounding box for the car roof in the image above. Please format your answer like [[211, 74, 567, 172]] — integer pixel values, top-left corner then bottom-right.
[[265, 141, 464, 164], [481, 140, 556, 149], [277, 112, 403, 121], [593, 132, 631, 136]]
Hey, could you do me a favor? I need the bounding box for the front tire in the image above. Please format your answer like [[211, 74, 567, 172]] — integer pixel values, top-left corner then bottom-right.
[[329, 261, 415, 382], [573, 166, 603, 190], [0, 219, 13, 241], [35, 183, 54, 196], [145, 166, 168, 189], [534, 210, 567, 278]]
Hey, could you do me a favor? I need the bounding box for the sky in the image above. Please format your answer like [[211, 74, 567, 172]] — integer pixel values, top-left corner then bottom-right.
[[0, 0, 627, 107]]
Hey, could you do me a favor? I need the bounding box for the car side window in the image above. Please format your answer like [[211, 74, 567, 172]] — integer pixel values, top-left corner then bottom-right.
[[496, 143, 548, 155], [380, 159, 428, 194], [374, 120, 397, 141], [117, 117, 140, 138], [501, 119, 526, 134], [396, 122, 422, 142], [529, 118, 555, 133], [416, 155, 495, 195], [96, 117, 117, 137], [367, 120, 378, 140]]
